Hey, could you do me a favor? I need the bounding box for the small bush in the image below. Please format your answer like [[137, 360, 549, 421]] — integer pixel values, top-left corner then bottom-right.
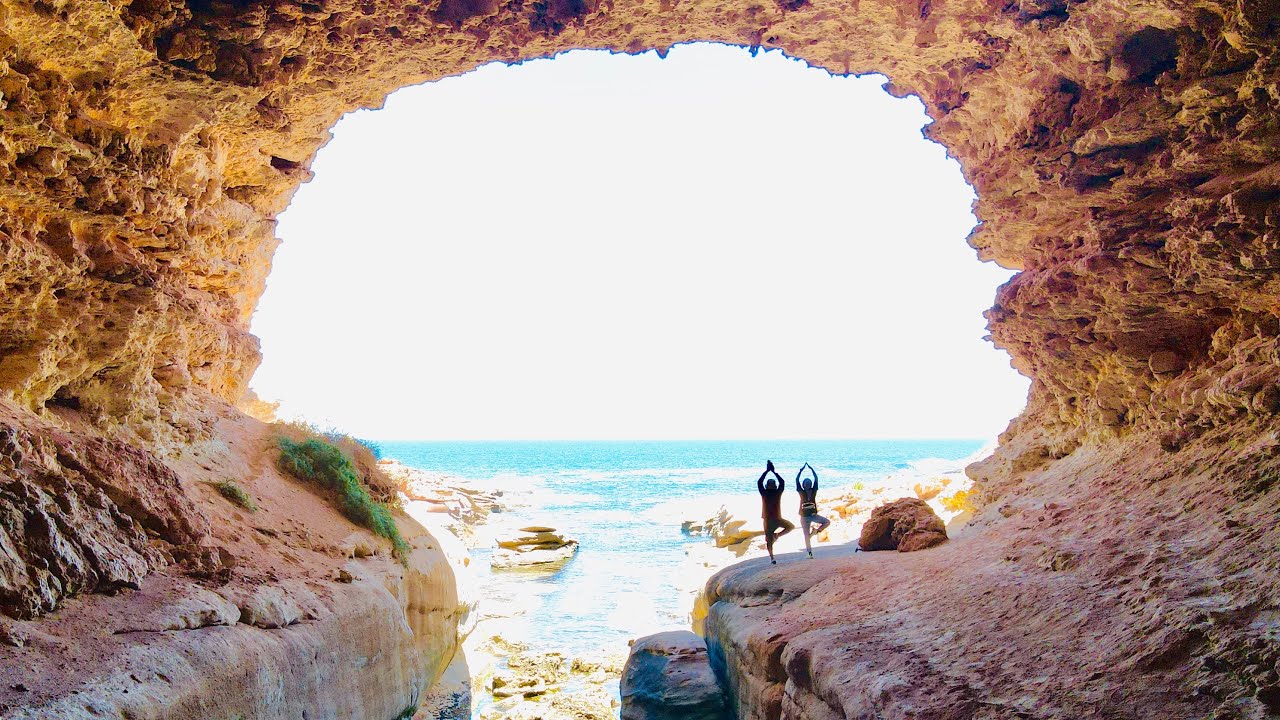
[[277, 436, 409, 562], [215, 480, 257, 512], [851, 481, 866, 492], [276, 421, 397, 504]]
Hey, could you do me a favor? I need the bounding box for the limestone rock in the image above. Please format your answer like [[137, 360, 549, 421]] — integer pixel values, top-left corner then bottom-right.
[[225, 581, 322, 629], [2, 0, 1280, 718], [621, 631, 729, 720], [113, 585, 240, 633], [490, 650, 570, 700], [859, 498, 949, 552], [491, 527, 579, 570]]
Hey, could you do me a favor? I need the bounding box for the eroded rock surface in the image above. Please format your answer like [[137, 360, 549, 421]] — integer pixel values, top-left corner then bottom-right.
[[857, 497, 948, 552], [0, 409, 465, 719], [621, 631, 729, 720], [491, 526, 579, 570], [703, 424, 1280, 719], [1, 0, 1279, 717]]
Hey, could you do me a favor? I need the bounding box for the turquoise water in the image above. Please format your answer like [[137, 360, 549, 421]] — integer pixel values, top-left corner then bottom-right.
[[381, 439, 983, 660]]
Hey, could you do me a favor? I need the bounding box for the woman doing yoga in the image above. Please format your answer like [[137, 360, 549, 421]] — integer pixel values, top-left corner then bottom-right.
[[757, 460, 794, 564], [796, 462, 831, 559]]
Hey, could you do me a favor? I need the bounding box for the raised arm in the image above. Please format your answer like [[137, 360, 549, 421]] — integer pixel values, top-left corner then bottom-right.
[[808, 463, 819, 491], [795, 465, 805, 492], [758, 467, 769, 494]]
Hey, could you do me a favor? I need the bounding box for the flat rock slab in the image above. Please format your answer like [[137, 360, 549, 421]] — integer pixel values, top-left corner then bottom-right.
[[491, 542, 579, 570], [621, 630, 729, 720]]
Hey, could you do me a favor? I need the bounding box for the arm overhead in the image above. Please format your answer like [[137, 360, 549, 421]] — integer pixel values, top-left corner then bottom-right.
[[758, 467, 770, 494], [809, 463, 819, 491]]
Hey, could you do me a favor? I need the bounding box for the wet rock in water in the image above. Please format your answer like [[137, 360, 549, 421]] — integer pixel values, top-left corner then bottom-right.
[[490, 650, 569, 699], [621, 631, 729, 720], [491, 527, 579, 569], [859, 497, 948, 552], [483, 686, 617, 720], [571, 652, 627, 677]]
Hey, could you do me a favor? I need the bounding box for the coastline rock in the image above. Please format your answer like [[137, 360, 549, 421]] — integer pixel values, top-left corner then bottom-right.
[[491, 527, 579, 570], [621, 631, 729, 720], [859, 498, 949, 552], [385, 460, 504, 538], [483, 685, 618, 720]]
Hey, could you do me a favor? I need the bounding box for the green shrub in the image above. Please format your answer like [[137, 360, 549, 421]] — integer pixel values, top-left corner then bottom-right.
[[277, 436, 409, 562], [215, 480, 257, 512]]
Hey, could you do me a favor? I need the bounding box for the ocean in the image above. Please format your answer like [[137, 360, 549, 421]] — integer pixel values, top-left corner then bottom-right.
[[380, 439, 986, 660]]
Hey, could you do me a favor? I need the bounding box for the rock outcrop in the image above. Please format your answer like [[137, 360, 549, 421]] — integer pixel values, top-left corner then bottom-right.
[[621, 631, 729, 720], [857, 497, 949, 552], [703, 425, 1280, 719], [491, 526, 579, 570], [0, 410, 465, 719], [1, 0, 1279, 717]]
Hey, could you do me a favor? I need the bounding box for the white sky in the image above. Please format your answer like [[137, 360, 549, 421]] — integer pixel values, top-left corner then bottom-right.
[[250, 43, 1030, 441]]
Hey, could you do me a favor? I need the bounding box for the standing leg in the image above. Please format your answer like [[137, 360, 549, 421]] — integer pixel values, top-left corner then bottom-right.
[[801, 516, 814, 557], [765, 521, 777, 564]]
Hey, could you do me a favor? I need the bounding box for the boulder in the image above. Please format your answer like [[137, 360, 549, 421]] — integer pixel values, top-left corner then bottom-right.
[[491, 527, 579, 569], [621, 631, 729, 720], [858, 497, 948, 552]]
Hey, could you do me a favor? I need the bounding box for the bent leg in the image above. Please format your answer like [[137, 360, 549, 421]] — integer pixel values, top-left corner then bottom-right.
[[812, 513, 831, 534], [776, 517, 795, 539]]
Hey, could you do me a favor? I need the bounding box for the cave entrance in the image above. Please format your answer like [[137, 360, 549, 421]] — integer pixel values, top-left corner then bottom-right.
[[249, 42, 1029, 442], [246, 46, 1031, 716]]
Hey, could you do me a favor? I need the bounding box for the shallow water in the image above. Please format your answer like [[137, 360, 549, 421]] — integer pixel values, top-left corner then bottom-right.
[[381, 439, 983, 659]]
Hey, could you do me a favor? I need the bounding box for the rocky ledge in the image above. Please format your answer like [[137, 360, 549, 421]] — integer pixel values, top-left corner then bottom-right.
[[697, 423, 1280, 719]]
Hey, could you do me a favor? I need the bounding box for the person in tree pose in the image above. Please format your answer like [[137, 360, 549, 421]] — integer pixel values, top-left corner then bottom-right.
[[757, 460, 794, 564], [795, 462, 831, 559]]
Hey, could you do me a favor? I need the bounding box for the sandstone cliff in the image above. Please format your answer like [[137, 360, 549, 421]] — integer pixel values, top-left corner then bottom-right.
[[701, 423, 1280, 718], [1, 0, 1278, 716], [0, 405, 465, 718]]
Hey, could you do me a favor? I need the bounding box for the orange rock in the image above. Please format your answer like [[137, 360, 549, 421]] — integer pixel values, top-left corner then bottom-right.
[[858, 498, 948, 552]]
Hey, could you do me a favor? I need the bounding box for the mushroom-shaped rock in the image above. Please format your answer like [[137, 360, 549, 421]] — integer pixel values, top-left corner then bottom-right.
[[621, 631, 729, 720], [858, 497, 948, 552], [492, 526, 579, 569]]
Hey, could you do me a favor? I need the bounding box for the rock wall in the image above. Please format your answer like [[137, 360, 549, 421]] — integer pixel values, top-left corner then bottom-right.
[[1, 0, 1277, 450], [0, 406, 465, 718], [1, 0, 1278, 716], [702, 420, 1280, 719]]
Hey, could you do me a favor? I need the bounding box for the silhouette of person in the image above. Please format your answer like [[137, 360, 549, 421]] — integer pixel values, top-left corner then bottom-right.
[[757, 460, 794, 564], [795, 462, 831, 559]]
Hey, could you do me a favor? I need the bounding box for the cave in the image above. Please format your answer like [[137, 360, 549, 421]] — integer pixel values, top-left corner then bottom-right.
[[0, 0, 1278, 717]]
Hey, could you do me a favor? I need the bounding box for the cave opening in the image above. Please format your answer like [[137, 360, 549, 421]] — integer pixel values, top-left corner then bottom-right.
[[246, 42, 1032, 718], [249, 42, 1029, 443], [2, 1, 1277, 717]]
